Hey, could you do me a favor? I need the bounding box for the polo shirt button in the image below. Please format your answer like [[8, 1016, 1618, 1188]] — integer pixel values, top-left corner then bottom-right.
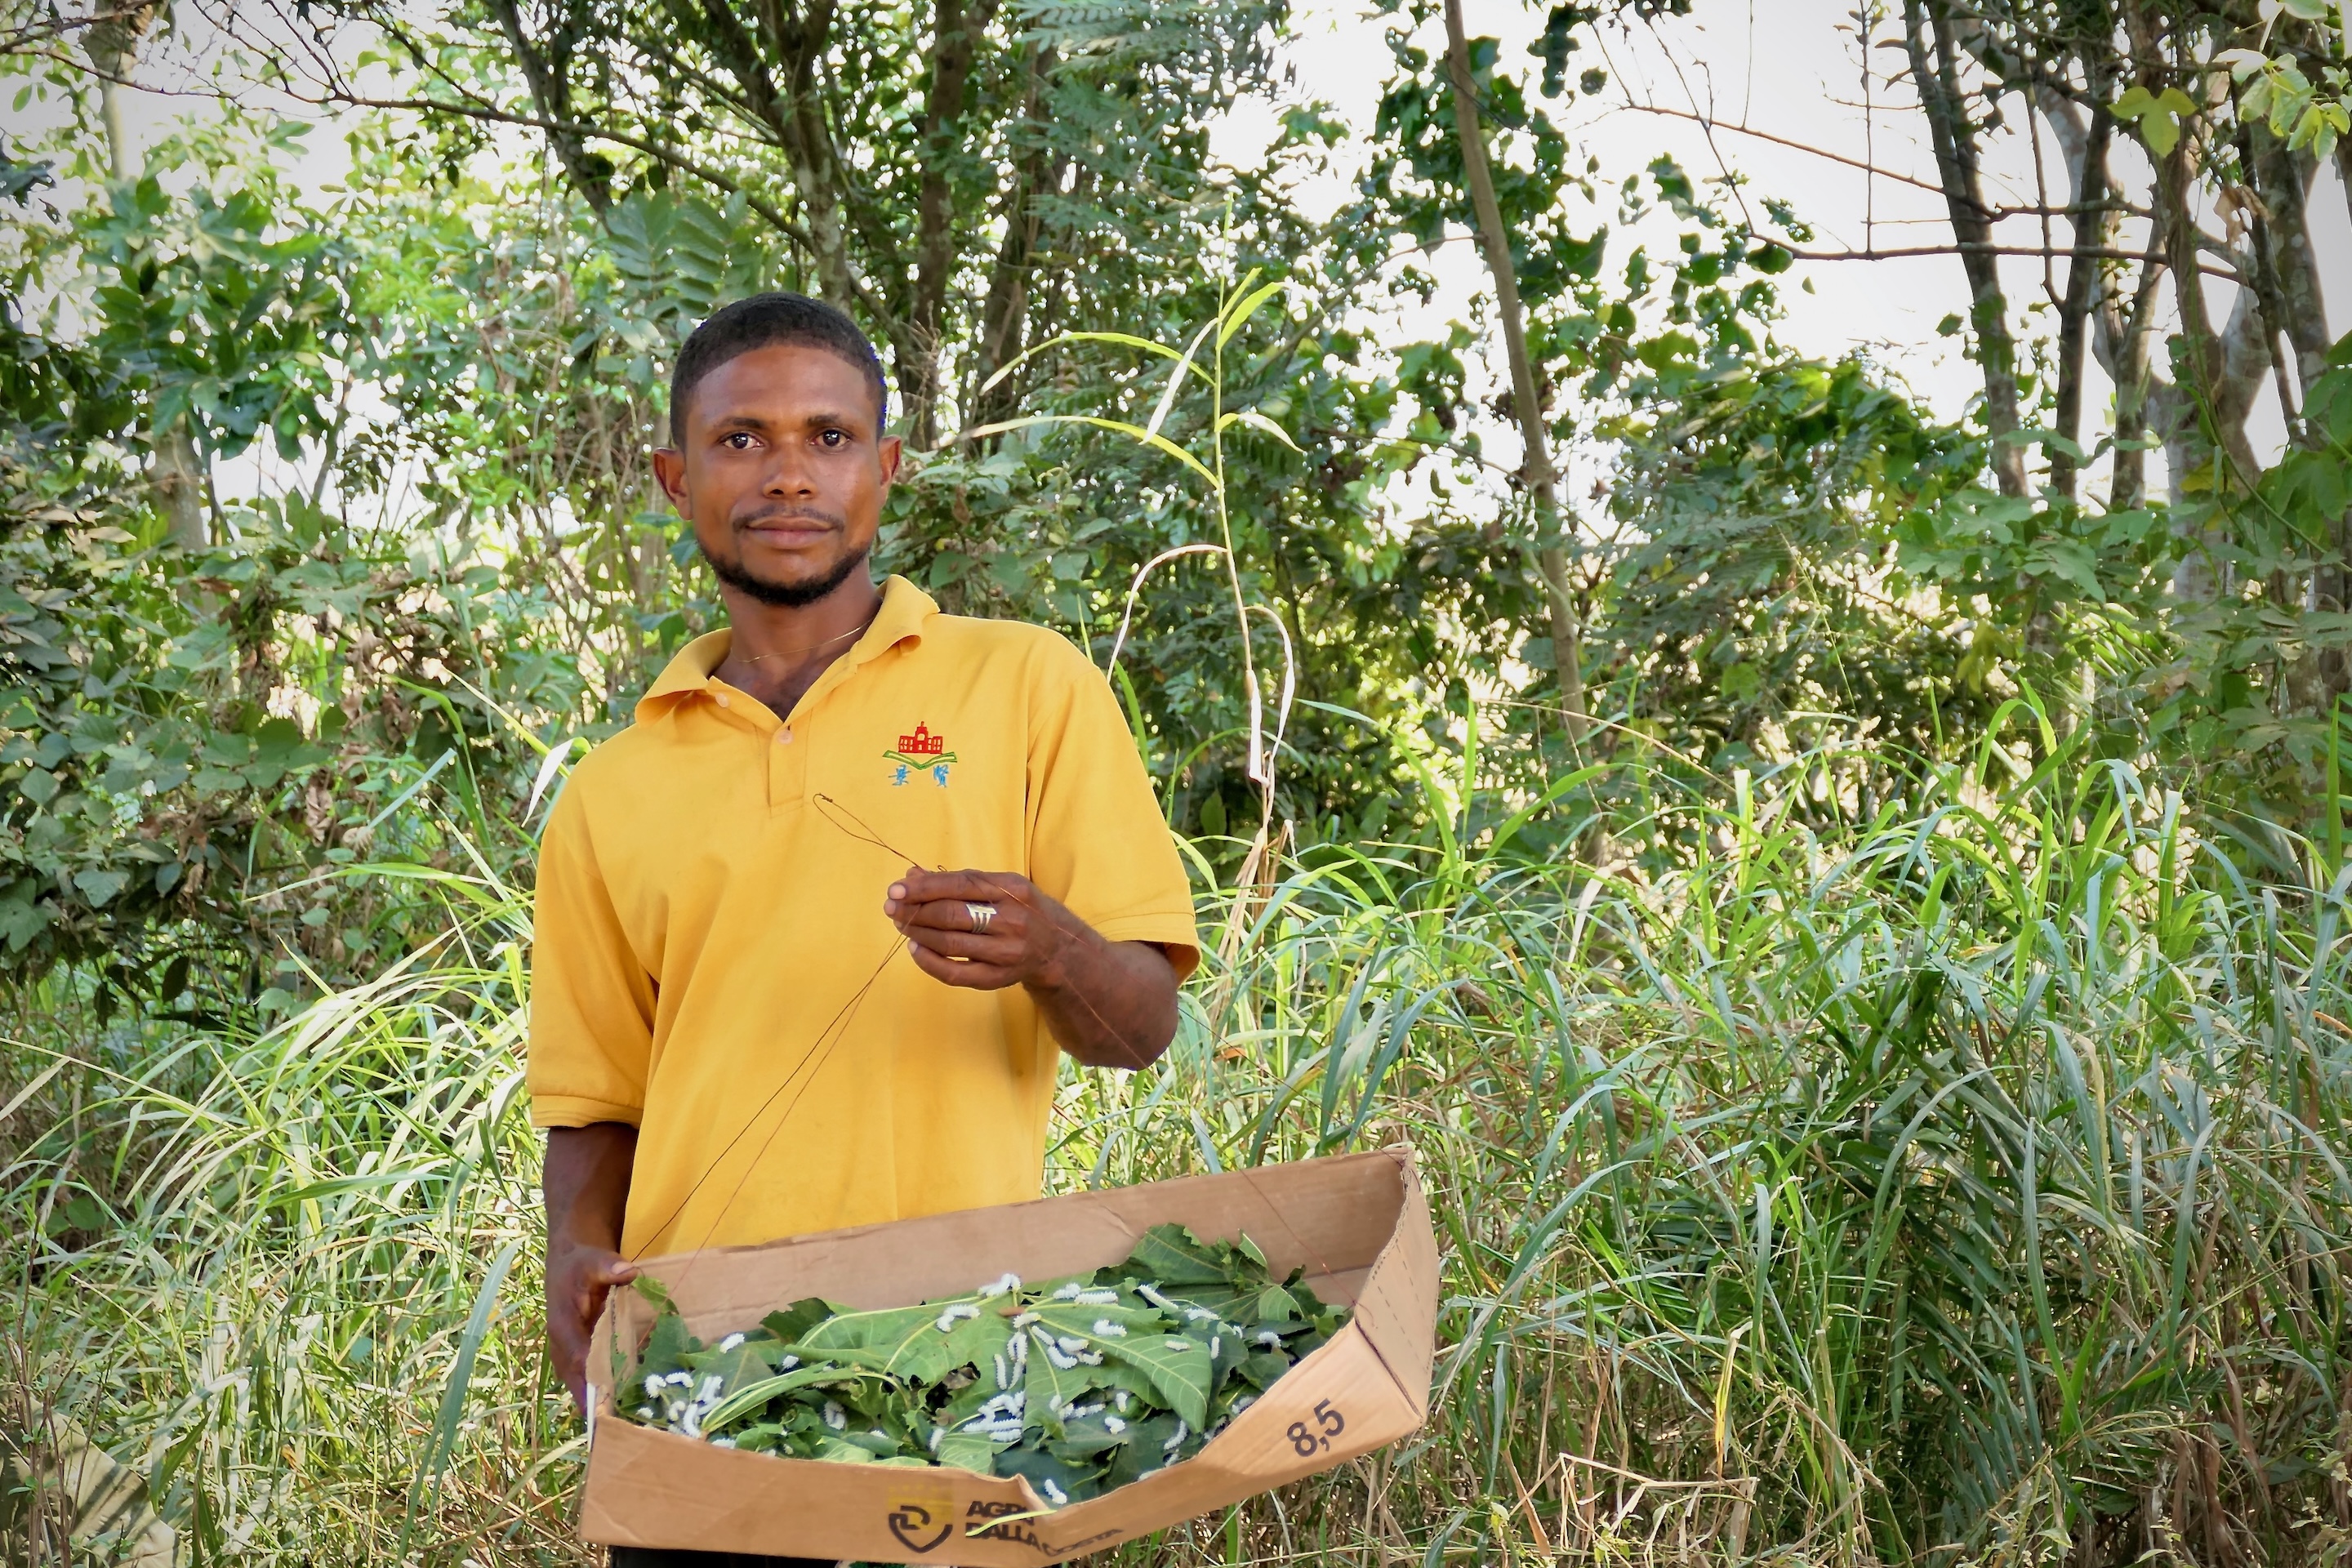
[[715, 693, 730, 709], [776, 728, 794, 745]]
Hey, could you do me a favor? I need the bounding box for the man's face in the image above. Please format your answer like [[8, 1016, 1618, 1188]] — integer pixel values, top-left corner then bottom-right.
[[653, 344, 901, 608]]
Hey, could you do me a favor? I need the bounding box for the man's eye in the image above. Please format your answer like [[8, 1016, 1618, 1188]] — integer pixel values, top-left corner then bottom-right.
[[723, 432, 755, 449], [820, 430, 847, 448]]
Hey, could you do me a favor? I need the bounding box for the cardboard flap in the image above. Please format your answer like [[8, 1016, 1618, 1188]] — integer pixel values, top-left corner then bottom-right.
[[1352, 1146, 1439, 1416]]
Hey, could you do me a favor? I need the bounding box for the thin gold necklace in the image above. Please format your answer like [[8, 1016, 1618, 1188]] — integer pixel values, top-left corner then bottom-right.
[[731, 604, 881, 666], [734, 625, 862, 666]]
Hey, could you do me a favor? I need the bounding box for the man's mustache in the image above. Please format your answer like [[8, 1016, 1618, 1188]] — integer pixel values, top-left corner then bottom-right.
[[733, 506, 843, 530]]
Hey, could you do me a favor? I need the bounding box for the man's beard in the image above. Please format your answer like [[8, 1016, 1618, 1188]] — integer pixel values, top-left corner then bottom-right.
[[700, 535, 872, 608]]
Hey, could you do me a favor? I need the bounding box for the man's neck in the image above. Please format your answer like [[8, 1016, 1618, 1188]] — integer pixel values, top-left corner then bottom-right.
[[712, 573, 885, 721]]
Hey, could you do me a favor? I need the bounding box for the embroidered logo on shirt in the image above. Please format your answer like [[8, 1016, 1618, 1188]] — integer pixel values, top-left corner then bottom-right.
[[884, 721, 958, 787]]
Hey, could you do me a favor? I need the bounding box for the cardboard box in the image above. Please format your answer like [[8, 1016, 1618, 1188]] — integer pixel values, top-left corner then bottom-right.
[[580, 1144, 1438, 1563]]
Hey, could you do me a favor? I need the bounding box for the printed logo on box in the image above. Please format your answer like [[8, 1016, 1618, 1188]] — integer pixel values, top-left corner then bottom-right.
[[886, 1488, 956, 1554]]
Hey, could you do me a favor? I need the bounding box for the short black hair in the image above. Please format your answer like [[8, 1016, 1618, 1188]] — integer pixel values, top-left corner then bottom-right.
[[669, 292, 889, 443]]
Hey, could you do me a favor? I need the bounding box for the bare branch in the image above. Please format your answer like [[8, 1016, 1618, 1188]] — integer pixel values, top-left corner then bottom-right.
[[318, 89, 816, 254], [1779, 238, 2239, 283], [1621, 103, 1955, 200]]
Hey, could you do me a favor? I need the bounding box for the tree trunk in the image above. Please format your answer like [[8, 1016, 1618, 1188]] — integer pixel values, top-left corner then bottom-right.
[[1902, 0, 2029, 497], [2340, 137, 2352, 259], [149, 423, 208, 552], [2158, 143, 2269, 497], [2088, 225, 2163, 514], [970, 44, 1061, 431], [659, 0, 880, 333], [905, 0, 1000, 447], [78, 4, 152, 185], [777, 27, 920, 404], [92, 78, 131, 185], [2149, 114, 2277, 602], [2042, 91, 2111, 504], [2245, 135, 2331, 398], [1443, 0, 1584, 744], [83, 6, 207, 551], [2242, 131, 2344, 711]]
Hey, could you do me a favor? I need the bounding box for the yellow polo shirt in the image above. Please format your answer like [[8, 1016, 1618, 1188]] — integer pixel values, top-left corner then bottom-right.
[[528, 577, 1198, 1258]]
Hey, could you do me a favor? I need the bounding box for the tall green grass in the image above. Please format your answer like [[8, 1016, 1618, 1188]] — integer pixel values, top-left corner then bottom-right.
[[1, 866, 565, 1562], [7, 719, 2352, 1565]]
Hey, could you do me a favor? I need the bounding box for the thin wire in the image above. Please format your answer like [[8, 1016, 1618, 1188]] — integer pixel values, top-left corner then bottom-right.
[[672, 940, 907, 1259], [625, 800, 950, 1265], [730, 600, 884, 667], [633, 792, 1342, 1290], [816, 792, 1168, 1071], [810, 791, 933, 868], [624, 935, 902, 1263], [814, 800, 1339, 1284]]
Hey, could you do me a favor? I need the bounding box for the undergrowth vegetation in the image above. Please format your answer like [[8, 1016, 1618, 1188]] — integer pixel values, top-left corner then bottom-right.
[[11, 707, 2352, 1566]]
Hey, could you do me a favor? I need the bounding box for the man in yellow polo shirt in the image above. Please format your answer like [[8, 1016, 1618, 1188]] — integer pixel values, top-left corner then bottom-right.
[[530, 294, 1197, 1566]]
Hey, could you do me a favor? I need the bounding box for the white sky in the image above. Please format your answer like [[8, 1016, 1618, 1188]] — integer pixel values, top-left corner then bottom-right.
[[31, 0, 2352, 511], [1227, 0, 2352, 492]]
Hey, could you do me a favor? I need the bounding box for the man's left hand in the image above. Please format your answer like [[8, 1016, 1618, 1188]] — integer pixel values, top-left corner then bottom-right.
[[883, 866, 1180, 1068], [884, 867, 1073, 991]]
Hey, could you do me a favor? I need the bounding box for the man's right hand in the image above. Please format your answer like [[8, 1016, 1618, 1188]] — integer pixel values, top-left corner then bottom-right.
[[543, 1122, 641, 1417], [547, 1235, 638, 1414]]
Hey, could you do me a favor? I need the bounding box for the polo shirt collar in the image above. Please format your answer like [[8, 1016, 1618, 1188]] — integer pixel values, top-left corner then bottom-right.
[[635, 574, 938, 724]]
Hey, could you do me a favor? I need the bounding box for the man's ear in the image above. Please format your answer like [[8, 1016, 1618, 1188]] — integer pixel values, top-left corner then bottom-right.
[[652, 447, 689, 514], [877, 434, 903, 492]]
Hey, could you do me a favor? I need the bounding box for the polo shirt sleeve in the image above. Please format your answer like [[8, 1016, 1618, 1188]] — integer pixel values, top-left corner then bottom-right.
[[528, 780, 657, 1129], [1025, 636, 1200, 978]]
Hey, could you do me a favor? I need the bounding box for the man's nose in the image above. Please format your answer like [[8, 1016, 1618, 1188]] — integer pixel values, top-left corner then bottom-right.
[[763, 448, 817, 495]]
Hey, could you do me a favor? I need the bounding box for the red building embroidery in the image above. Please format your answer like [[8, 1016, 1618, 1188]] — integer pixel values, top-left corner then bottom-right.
[[898, 723, 946, 756]]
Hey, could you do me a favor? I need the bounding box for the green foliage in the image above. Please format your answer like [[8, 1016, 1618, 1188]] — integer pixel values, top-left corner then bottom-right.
[[0, 148, 600, 1002], [1597, 354, 1995, 770], [2147, 338, 2352, 800], [83, 173, 348, 466], [0, 472, 586, 1009], [0, 121, 707, 1009]]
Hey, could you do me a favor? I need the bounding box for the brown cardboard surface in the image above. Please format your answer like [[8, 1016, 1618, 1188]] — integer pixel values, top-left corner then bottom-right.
[[578, 1145, 1437, 1563]]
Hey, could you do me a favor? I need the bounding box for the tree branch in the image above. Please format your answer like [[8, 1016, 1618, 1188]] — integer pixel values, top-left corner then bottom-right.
[[482, 0, 612, 212], [1902, 0, 2026, 497], [1446, 0, 1583, 743], [318, 90, 824, 253], [1621, 102, 1957, 201], [2044, 82, 2110, 502], [1776, 238, 2238, 280], [906, 0, 1003, 447]]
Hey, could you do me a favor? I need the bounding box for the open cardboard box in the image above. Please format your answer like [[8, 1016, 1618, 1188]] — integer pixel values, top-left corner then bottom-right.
[[580, 1145, 1438, 1563]]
